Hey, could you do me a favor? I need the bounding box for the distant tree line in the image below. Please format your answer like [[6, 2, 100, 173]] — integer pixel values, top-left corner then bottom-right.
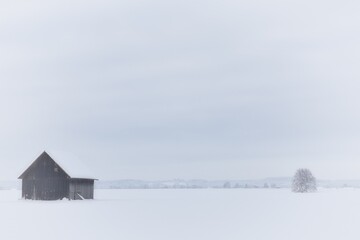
[[108, 182, 282, 189]]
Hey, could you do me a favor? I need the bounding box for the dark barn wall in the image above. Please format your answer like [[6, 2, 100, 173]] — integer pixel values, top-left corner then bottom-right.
[[21, 154, 70, 200], [22, 178, 69, 200], [69, 179, 95, 200]]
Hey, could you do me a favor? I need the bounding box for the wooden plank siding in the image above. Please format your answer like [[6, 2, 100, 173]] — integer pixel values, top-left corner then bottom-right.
[[69, 179, 95, 200], [22, 178, 70, 200]]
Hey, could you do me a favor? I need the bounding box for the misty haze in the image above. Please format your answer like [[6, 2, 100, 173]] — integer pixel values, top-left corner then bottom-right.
[[1, 0, 360, 239]]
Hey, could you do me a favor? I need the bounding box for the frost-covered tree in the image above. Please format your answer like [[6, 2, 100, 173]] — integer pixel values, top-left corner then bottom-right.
[[292, 168, 317, 193]]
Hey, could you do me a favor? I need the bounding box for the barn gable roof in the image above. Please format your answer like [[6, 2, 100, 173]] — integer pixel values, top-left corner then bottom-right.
[[18, 151, 97, 180]]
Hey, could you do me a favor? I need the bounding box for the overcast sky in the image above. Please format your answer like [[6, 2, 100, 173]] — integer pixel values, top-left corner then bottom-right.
[[1, 0, 360, 180]]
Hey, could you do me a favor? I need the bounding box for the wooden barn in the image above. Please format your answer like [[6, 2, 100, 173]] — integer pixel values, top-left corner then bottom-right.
[[18, 151, 97, 200]]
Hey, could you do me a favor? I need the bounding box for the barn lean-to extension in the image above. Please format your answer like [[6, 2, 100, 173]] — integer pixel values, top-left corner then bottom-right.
[[18, 151, 97, 200]]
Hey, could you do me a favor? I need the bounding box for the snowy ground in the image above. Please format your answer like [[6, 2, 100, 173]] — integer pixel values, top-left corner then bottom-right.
[[2, 188, 360, 239]]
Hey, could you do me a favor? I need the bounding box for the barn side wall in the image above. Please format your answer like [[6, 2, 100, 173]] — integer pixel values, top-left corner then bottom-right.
[[69, 179, 94, 200]]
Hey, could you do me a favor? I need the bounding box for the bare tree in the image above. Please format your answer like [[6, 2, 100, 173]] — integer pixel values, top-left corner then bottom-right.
[[223, 181, 231, 188], [292, 168, 317, 193]]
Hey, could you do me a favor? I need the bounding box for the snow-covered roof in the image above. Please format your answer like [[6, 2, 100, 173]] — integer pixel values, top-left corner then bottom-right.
[[45, 151, 97, 180]]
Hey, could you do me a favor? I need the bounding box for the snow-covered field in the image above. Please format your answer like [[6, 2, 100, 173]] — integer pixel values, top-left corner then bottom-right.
[[2, 188, 360, 240]]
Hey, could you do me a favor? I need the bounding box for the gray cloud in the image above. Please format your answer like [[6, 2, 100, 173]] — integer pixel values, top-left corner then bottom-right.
[[1, 0, 360, 180]]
